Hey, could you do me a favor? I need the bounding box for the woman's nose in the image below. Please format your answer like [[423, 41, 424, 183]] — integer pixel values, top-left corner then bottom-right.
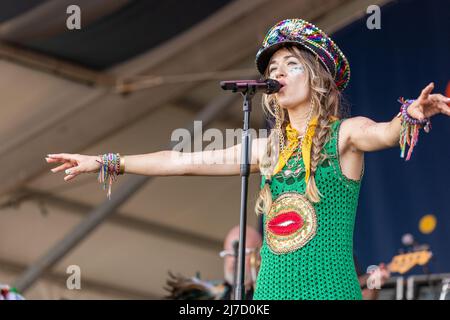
[[274, 69, 286, 79]]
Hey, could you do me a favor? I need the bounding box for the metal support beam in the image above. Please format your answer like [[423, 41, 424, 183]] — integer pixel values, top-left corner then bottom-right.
[[0, 42, 115, 86], [13, 93, 237, 293], [0, 0, 132, 42], [9, 187, 223, 252]]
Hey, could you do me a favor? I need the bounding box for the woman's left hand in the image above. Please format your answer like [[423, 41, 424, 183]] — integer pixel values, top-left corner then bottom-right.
[[407, 82, 450, 120]]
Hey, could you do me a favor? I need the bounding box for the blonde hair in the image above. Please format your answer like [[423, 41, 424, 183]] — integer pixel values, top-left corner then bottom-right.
[[255, 46, 345, 216]]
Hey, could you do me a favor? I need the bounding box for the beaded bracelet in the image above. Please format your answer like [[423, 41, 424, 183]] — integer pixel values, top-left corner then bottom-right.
[[96, 153, 125, 199], [396, 98, 432, 161]]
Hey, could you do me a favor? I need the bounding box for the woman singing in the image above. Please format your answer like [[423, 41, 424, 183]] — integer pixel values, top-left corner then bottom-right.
[[45, 19, 450, 299]]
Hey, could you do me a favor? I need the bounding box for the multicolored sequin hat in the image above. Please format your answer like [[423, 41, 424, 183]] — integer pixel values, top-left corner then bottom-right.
[[255, 18, 351, 91]]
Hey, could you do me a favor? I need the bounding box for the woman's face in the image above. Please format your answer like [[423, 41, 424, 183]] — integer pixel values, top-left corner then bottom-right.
[[267, 47, 310, 109]]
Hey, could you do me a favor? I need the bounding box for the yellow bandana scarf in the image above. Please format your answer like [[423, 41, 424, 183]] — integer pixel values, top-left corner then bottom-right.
[[273, 116, 338, 184]]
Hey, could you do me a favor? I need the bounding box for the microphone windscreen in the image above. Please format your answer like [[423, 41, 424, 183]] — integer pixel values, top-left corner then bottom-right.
[[265, 79, 282, 94]]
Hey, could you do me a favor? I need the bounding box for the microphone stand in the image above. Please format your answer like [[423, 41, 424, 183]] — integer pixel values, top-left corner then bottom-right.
[[235, 86, 256, 300], [219, 79, 280, 300]]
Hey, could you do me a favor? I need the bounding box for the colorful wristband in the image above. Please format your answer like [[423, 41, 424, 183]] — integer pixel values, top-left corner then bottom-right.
[[396, 98, 431, 161], [97, 153, 122, 199]]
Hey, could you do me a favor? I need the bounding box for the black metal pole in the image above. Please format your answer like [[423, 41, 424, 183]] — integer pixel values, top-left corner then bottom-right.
[[234, 87, 255, 300]]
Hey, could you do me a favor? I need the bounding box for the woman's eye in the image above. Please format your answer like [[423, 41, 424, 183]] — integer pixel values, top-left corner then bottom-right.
[[288, 61, 297, 65]]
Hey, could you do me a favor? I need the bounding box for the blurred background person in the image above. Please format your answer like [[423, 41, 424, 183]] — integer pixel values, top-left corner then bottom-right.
[[164, 225, 262, 300], [221, 225, 262, 300]]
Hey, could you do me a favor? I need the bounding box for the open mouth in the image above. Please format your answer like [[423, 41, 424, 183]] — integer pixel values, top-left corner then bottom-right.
[[268, 211, 303, 236]]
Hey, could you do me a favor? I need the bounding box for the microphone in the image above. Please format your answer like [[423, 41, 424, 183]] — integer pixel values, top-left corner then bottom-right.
[[220, 79, 282, 94]]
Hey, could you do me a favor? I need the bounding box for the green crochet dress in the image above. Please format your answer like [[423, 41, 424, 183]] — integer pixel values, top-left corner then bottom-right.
[[254, 119, 364, 300]]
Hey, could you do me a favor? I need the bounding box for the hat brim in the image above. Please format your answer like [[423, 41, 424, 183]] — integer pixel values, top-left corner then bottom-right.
[[255, 40, 334, 79], [256, 41, 300, 75]]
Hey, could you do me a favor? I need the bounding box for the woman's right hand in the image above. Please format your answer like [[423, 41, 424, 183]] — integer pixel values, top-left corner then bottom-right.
[[45, 153, 102, 181]]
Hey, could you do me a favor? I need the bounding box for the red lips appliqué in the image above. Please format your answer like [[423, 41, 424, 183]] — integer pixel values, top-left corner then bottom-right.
[[268, 211, 304, 236]]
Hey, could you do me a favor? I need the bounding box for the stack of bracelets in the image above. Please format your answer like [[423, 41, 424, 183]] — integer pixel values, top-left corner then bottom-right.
[[396, 97, 431, 161], [96, 153, 125, 199]]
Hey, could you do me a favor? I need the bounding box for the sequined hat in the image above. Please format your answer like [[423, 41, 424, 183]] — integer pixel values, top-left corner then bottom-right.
[[255, 18, 351, 91]]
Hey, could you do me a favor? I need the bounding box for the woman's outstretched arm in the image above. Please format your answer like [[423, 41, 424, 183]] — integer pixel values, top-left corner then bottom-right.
[[344, 83, 450, 153], [118, 137, 267, 176], [46, 137, 267, 181]]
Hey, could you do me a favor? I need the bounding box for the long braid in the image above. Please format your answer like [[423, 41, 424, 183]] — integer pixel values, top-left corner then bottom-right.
[[255, 96, 284, 216], [305, 96, 332, 202], [305, 54, 339, 202]]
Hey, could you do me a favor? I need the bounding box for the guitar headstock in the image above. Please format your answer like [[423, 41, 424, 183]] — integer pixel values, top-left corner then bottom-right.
[[388, 250, 433, 274]]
